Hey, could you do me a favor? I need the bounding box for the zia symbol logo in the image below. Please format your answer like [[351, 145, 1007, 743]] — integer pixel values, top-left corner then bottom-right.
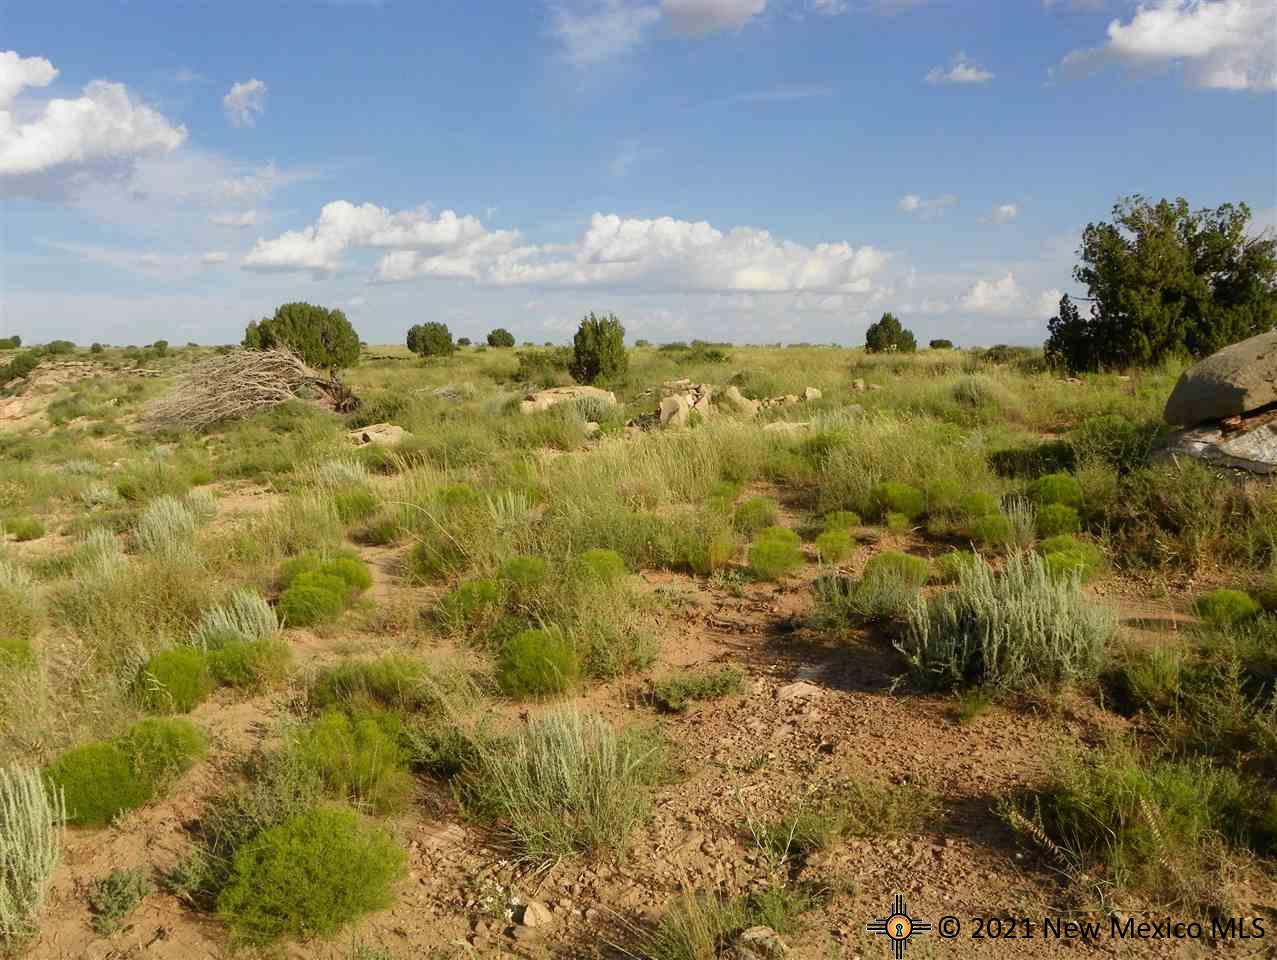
[[866, 893, 932, 958]]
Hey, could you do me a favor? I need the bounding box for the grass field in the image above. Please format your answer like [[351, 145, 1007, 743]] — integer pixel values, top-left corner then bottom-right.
[[1, 340, 1274, 958]]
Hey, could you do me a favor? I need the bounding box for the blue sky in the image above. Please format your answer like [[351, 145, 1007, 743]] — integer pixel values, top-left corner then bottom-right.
[[2, 0, 1274, 346]]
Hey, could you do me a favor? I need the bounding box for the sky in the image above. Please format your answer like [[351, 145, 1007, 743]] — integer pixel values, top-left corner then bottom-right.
[[1, 0, 1274, 348]]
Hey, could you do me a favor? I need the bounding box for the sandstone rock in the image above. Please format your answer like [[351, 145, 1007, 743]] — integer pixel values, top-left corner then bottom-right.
[[776, 681, 823, 701], [660, 394, 690, 427], [347, 422, 407, 446], [762, 421, 810, 434], [692, 393, 713, 417], [1163, 420, 1277, 474], [520, 900, 554, 928], [519, 385, 616, 415], [804, 386, 822, 402], [1164, 331, 1277, 427], [852, 379, 866, 392], [721, 385, 760, 418], [734, 925, 788, 959]]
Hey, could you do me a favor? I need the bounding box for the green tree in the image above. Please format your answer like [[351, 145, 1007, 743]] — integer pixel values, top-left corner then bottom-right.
[[487, 327, 515, 348], [929, 338, 954, 349], [243, 303, 360, 372], [1046, 196, 1277, 372], [406, 322, 455, 357], [864, 313, 917, 353], [568, 312, 627, 384]]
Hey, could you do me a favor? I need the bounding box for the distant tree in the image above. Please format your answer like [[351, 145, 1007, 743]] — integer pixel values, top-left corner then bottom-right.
[[90, 343, 104, 354], [487, 328, 515, 348], [569, 312, 627, 384], [929, 338, 955, 349], [406, 322, 455, 358], [1046, 195, 1277, 373], [244, 303, 360, 372], [457, 337, 472, 347], [634, 338, 651, 348], [864, 313, 917, 353], [0, 335, 19, 349], [150, 340, 169, 357]]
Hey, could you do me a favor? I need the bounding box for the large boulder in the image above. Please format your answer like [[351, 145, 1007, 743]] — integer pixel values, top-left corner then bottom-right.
[[659, 394, 690, 427], [721, 385, 760, 418], [1164, 331, 1277, 427], [519, 385, 616, 415], [1163, 418, 1277, 474]]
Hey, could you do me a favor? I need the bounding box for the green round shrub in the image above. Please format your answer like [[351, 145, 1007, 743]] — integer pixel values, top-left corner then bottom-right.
[[500, 556, 550, 597], [748, 529, 803, 580], [757, 526, 800, 547], [1193, 589, 1262, 627], [1038, 535, 1105, 582], [331, 490, 379, 525], [136, 647, 214, 714], [971, 513, 1013, 548], [323, 555, 372, 594], [5, 516, 45, 541], [814, 529, 853, 564], [733, 496, 779, 535], [821, 510, 862, 531], [1029, 472, 1083, 509], [686, 526, 737, 575], [44, 742, 152, 827], [957, 492, 1000, 519], [931, 550, 980, 584], [215, 807, 404, 945], [308, 655, 429, 712], [1037, 503, 1081, 538], [277, 573, 348, 627], [574, 548, 627, 584], [120, 717, 207, 786], [406, 535, 467, 581], [278, 552, 324, 588], [435, 577, 504, 633], [885, 512, 912, 534], [290, 711, 410, 813], [862, 550, 930, 588], [497, 628, 580, 697], [924, 479, 963, 517], [207, 640, 292, 689], [868, 482, 926, 521]]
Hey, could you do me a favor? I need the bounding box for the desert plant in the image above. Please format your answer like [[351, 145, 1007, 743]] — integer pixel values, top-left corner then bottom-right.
[[814, 528, 853, 563], [1193, 589, 1261, 627], [191, 589, 278, 649], [497, 628, 580, 698], [406, 322, 455, 358], [3, 517, 44, 542], [486, 328, 515, 348], [308, 656, 444, 714], [821, 510, 861, 531], [133, 495, 196, 559], [0, 766, 64, 947], [207, 640, 292, 690], [0, 560, 40, 647], [649, 667, 745, 713], [434, 578, 505, 635], [572, 548, 627, 585], [277, 573, 348, 626], [568, 312, 627, 384], [245, 303, 360, 372], [136, 647, 214, 714], [86, 867, 153, 935], [1037, 503, 1081, 538], [215, 806, 404, 945], [288, 711, 411, 813], [864, 312, 916, 353], [748, 527, 803, 580], [868, 481, 926, 521], [1029, 472, 1083, 510], [1037, 535, 1105, 581], [901, 552, 1115, 691], [733, 496, 779, 535]]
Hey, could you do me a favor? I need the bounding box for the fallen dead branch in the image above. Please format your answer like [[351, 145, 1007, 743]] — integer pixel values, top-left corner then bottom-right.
[[142, 348, 359, 432]]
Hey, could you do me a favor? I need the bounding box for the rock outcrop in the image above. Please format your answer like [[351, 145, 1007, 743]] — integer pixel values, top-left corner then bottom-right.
[[347, 422, 407, 446], [651, 379, 823, 427], [519, 385, 616, 415], [1164, 331, 1277, 427]]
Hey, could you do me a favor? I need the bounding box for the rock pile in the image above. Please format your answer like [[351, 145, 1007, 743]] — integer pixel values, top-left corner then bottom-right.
[[653, 379, 822, 428], [1163, 331, 1277, 473], [518, 385, 616, 415]]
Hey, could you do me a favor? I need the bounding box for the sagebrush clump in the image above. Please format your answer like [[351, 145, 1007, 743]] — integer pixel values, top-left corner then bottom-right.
[[0, 766, 64, 947]]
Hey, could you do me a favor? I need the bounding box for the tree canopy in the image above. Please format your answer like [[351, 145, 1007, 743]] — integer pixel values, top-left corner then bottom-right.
[[487, 328, 515, 348], [569, 312, 627, 384], [1046, 196, 1277, 372], [864, 313, 917, 353], [244, 303, 360, 372], [407, 322, 455, 358]]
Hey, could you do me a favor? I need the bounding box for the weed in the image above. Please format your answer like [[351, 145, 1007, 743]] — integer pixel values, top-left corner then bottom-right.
[[3, 517, 44, 542], [649, 667, 745, 713], [572, 547, 627, 584], [0, 766, 64, 947], [1037, 503, 1081, 538], [496, 629, 580, 698], [207, 640, 292, 690], [1029, 472, 1083, 510], [132, 495, 197, 559], [309, 656, 447, 714], [748, 527, 803, 580], [434, 578, 505, 637], [288, 711, 412, 813], [191, 588, 278, 650], [135, 647, 214, 714], [869, 481, 926, 521], [734, 496, 779, 536], [277, 573, 348, 626], [814, 528, 853, 563], [1193, 589, 1261, 627], [86, 867, 153, 935]]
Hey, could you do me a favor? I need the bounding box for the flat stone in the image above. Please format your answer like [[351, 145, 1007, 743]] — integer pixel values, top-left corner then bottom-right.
[[1163, 421, 1277, 474], [776, 681, 823, 701], [520, 900, 554, 928]]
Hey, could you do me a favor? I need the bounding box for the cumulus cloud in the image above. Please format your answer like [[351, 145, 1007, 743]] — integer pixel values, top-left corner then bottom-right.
[[0, 51, 186, 191], [898, 193, 958, 218], [925, 52, 995, 85], [981, 202, 1019, 224], [549, 1, 662, 64], [660, 0, 767, 35], [960, 272, 1021, 313], [244, 201, 891, 296], [1036, 288, 1064, 316], [222, 78, 267, 127], [209, 209, 257, 227], [1062, 0, 1276, 91]]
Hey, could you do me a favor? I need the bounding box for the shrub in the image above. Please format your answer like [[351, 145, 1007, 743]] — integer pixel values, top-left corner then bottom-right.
[[931, 549, 980, 584], [244, 303, 360, 372], [863, 550, 929, 588], [487, 328, 515, 348], [466, 709, 661, 859], [821, 510, 861, 531], [289, 712, 411, 813], [215, 807, 404, 945], [332, 488, 379, 524], [120, 717, 208, 787], [309, 656, 433, 713], [499, 555, 549, 592], [748, 528, 803, 580], [1193, 589, 1261, 627], [1029, 472, 1083, 509], [0, 560, 39, 647], [1069, 414, 1160, 471], [4, 516, 44, 542], [957, 492, 1000, 520], [970, 512, 1013, 549], [885, 511, 912, 534], [86, 867, 152, 935], [1037, 535, 1105, 582], [568, 312, 627, 385], [929, 339, 955, 349], [733, 496, 779, 535], [573, 548, 627, 585], [820, 550, 931, 623], [649, 668, 744, 713], [864, 312, 917, 353], [207, 640, 292, 690], [277, 574, 347, 627], [191, 589, 278, 649], [0, 766, 64, 947], [281, 550, 372, 596], [406, 322, 454, 358], [136, 647, 214, 714], [434, 578, 504, 635], [133, 495, 196, 559], [868, 482, 926, 521], [814, 529, 853, 564], [1037, 503, 1081, 538], [685, 523, 737, 576], [497, 629, 580, 698], [901, 552, 1115, 691]]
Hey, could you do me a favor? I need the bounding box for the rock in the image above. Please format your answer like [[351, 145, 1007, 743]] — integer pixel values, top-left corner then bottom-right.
[[519, 385, 617, 415], [804, 386, 822, 402], [782, 394, 800, 405], [1162, 420, 1277, 474], [692, 393, 714, 417], [852, 379, 866, 392], [1164, 331, 1277, 427], [721, 385, 760, 418], [762, 421, 810, 434], [520, 900, 554, 928], [776, 681, 823, 701], [660, 394, 690, 427], [347, 422, 407, 446], [734, 925, 788, 959]]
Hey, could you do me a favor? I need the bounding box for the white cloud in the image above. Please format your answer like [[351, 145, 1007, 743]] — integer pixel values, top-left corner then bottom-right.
[[1036, 288, 1064, 317], [222, 78, 267, 127], [549, 1, 662, 64], [660, 0, 767, 35], [960, 272, 1021, 313], [981, 202, 1019, 224], [729, 84, 833, 103], [1062, 0, 1276, 91], [925, 52, 995, 85], [201, 251, 229, 265], [50, 242, 221, 277], [809, 0, 848, 13], [0, 53, 186, 190], [209, 209, 257, 227], [898, 192, 958, 218]]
